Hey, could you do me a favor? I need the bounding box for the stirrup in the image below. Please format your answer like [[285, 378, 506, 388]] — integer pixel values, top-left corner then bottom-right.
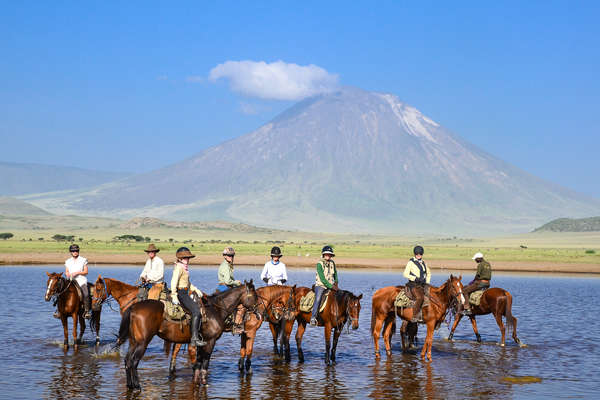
[[231, 323, 244, 335], [192, 337, 207, 347], [310, 317, 318, 326], [461, 309, 472, 316], [84, 310, 92, 319], [53, 311, 61, 319]]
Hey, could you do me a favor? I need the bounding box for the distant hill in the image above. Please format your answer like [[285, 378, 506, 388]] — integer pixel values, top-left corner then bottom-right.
[[0, 161, 129, 196], [118, 217, 282, 233], [23, 87, 600, 235], [534, 217, 600, 232], [0, 197, 51, 216]]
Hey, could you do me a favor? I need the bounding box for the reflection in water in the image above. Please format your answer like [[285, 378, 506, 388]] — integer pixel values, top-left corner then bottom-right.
[[45, 354, 101, 400]]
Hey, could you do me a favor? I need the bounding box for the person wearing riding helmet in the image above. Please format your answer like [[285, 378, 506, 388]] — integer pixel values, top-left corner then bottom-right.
[[403, 245, 431, 323], [261, 246, 288, 286], [217, 247, 241, 292], [60, 244, 91, 319], [460, 252, 492, 315], [171, 247, 206, 347], [310, 245, 338, 326]]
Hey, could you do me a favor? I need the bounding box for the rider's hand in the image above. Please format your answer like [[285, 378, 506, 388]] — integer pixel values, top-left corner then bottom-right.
[[332, 283, 339, 291], [262, 277, 269, 284], [235, 280, 242, 286], [172, 296, 179, 305], [280, 279, 287, 284]]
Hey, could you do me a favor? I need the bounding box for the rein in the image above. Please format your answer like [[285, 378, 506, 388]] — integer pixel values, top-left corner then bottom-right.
[[51, 277, 73, 300]]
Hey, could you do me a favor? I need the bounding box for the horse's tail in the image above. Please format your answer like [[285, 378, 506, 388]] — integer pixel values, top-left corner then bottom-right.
[[117, 306, 132, 346], [504, 291, 516, 336]]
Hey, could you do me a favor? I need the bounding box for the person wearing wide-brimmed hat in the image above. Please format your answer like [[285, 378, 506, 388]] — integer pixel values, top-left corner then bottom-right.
[[260, 246, 288, 286], [137, 244, 164, 301], [460, 252, 492, 315], [310, 245, 338, 326], [171, 247, 206, 347], [217, 247, 241, 291]]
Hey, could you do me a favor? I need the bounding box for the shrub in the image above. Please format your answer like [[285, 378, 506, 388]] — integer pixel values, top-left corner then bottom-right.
[[0, 232, 14, 240], [52, 234, 75, 241], [585, 249, 596, 254]]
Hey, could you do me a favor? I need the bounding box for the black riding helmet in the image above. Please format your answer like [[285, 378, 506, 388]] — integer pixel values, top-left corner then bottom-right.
[[270, 246, 282, 257], [413, 245, 424, 256], [69, 244, 80, 252]]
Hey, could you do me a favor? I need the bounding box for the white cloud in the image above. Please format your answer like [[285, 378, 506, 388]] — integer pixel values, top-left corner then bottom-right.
[[209, 60, 339, 101]]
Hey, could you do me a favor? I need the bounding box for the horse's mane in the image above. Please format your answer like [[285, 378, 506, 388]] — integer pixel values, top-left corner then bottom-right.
[[257, 285, 292, 300], [206, 284, 246, 305], [102, 277, 137, 291]]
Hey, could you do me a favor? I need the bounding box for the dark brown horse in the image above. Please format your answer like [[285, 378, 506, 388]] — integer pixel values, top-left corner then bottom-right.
[[287, 286, 363, 365], [45, 272, 101, 350], [371, 275, 466, 361], [92, 275, 193, 371], [448, 287, 523, 347], [238, 284, 296, 374], [117, 280, 258, 389]]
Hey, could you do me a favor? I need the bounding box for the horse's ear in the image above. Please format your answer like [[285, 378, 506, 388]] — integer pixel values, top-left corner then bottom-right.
[[358, 294, 363, 300], [59, 272, 63, 276], [46, 271, 50, 276], [249, 279, 253, 284], [459, 275, 462, 281], [450, 273, 454, 279], [293, 284, 297, 289]]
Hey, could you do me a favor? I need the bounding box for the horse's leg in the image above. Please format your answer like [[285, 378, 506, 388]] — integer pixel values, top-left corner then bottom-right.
[[72, 312, 79, 350], [169, 343, 181, 377], [282, 319, 294, 362], [512, 316, 522, 346], [163, 339, 171, 355], [468, 316, 482, 343], [129, 339, 150, 389], [421, 321, 435, 362], [371, 313, 385, 359], [77, 313, 86, 345], [324, 323, 332, 365], [193, 340, 215, 386], [244, 332, 255, 374], [295, 319, 307, 363], [330, 328, 341, 364], [382, 316, 395, 356], [399, 320, 407, 352], [448, 313, 463, 341], [61, 315, 69, 350], [93, 310, 101, 346], [493, 311, 506, 346], [239, 333, 247, 372], [268, 322, 280, 354]]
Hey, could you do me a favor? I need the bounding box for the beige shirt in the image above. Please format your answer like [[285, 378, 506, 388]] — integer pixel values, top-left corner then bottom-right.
[[170, 262, 203, 297], [403, 258, 431, 284], [140, 256, 164, 283]]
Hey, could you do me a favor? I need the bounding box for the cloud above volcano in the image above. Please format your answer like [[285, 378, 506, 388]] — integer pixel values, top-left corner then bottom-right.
[[209, 60, 339, 100]]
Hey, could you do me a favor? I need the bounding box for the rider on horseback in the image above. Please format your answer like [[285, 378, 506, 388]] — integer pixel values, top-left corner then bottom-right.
[[261, 246, 288, 286], [310, 245, 338, 326], [56, 244, 92, 319], [137, 244, 164, 301], [460, 252, 492, 315], [171, 247, 207, 347], [403, 245, 430, 323], [217, 247, 244, 334]]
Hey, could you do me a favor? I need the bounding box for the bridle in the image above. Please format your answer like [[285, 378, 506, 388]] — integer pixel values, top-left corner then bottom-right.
[[47, 275, 73, 300]]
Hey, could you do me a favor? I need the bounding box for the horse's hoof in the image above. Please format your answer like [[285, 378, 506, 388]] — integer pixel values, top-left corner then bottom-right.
[[246, 367, 252, 375], [374, 352, 381, 359], [386, 351, 392, 357], [519, 343, 527, 348], [500, 343, 505, 347]]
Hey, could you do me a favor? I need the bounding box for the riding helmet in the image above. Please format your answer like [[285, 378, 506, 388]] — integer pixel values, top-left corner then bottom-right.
[[176, 246, 195, 259], [413, 245, 424, 256], [270, 246, 282, 257], [222, 246, 236, 256], [69, 244, 80, 252], [321, 245, 335, 256]]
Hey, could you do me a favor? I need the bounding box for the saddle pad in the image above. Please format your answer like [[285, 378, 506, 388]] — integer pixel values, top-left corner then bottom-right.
[[394, 290, 414, 308], [161, 299, 188, 321], [469, 289, 485, 306], [299, 291, 329, 313]]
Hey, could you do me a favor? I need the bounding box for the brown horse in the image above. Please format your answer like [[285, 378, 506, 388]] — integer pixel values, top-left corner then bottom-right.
[[45, 272, 101, 350], [117, 280, 259, 389], [371, 275, 466, 361], [238, 284, 297, 374], [288, 286, 363, 365], [448, 287, 523, 347], [93, 275, 193, 374]]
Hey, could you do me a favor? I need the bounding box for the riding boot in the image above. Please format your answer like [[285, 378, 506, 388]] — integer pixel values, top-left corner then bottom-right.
[[232, 305, 245, 335], [411, 288, 424, 323], [83, 294, 92, 319], [190, 315, 206, 347]]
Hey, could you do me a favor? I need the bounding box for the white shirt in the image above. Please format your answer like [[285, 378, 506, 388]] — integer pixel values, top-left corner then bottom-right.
[[261, 260, 288, 285], [65, 256, 88, 287], [140, 256, 164, 283]]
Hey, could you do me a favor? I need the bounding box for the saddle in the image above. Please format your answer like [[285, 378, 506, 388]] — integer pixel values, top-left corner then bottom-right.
[[469, 288, 487, 306], [71, 281, 93, 303], [138, 282, 165, 301], [158, 290, 189, 322], [394, 289, 414, 308], [299, 290, 329, 313]]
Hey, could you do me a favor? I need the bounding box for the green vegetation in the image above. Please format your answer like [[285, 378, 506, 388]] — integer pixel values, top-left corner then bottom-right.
[[534, 217, 600, 232], [0, 232, 14, 240], [52, 234, 75, 241], [114, 234, 150, 242]]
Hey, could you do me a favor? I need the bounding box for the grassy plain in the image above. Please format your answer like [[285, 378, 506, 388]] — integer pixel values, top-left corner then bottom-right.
[[1, 216, 599, 266]]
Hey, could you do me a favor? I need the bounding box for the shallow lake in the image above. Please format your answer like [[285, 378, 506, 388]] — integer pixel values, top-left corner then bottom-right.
[[1, 265, 599, 399]]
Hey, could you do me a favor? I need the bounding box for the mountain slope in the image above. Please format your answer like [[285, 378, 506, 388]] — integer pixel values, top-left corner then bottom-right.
[[0, 197, 51, 216], [534, 217, 600, 232], [27, 87, 600, 234], [0, 161, 129, 196]]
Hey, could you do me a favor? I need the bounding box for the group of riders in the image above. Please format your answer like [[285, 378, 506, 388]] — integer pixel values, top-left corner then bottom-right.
[[55, 242, 493, 346]]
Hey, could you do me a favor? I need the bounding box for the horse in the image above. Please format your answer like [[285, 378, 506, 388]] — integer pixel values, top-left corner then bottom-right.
[[238, 284, 297, 374], [371, 275, 466, 361], [45, 272, 101, 350], [288, 286, 362, 365], [117, 280, 258, 389], [92, 275, 193, 371], [448, 287, 523, 347]]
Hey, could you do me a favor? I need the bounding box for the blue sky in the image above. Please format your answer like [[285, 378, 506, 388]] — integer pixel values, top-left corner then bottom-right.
[[1, 1, 599, 197]]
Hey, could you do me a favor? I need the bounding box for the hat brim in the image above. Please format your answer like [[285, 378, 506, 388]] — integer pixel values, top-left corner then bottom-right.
[[322, 252, 335, 256], [271, 254, 282, 257], [144, 249, 160, 253]]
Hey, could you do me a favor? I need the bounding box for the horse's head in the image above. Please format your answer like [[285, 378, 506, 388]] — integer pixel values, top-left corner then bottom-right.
[[45, 272, 63, 301], [448, 274, 467, 309], [283, 284, 297, 321], [241, 279, 259, 310], [92, 275, 107, 311], [346, 292, 363, 330]]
